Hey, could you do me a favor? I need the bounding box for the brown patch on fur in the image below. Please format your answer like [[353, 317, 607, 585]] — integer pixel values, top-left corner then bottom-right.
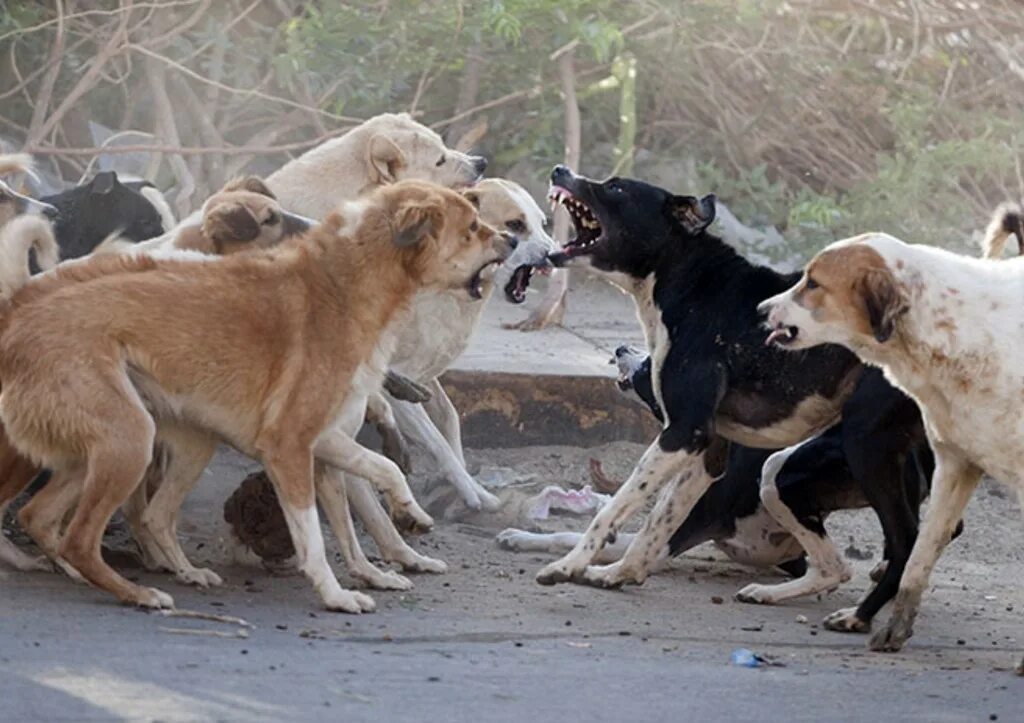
[[797, 244, 909, 343]]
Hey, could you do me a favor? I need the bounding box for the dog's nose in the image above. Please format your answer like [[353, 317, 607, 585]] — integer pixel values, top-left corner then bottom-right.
[[551, 164, 571, 183], [614, 345, 632, 358], [471, 156, 487, 175]]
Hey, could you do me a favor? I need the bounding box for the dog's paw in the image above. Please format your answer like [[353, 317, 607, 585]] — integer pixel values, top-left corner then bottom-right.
[[869, 560, 889, 583], [578, 562, 640, 590], [176, 566, 223, 589], [393, 550, 447, 574], [353, 566, 413, 591], [134, 586, 175, 609], [476, 488, 502, 512], [869, 614, 914, 652], [495, 528, 529, 551], [1, 550, 53, 573], [734, 583, 780, 605], [391, 503, 434, 536], [823, 606, 871, 633], [323, 589, 376, 614], [536, 560, 580, 586]]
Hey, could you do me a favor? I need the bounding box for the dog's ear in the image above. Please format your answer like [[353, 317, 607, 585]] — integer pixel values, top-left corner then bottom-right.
[[669, 193, 716, 234], [463, 190, 481, 209], [857, 267, 907, 343], [221, 176, 276, 199], [367, 135, 407, 185], [90, 171, 119, 195], [392, 201, 443, 248], [204, 202, 261, 248]]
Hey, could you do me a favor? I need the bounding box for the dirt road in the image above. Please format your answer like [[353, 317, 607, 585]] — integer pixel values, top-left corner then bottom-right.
[[1, 444, 1021, 721]]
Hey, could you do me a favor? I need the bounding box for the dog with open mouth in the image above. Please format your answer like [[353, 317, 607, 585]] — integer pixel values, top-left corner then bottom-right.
[[526, 164, 863, 590]]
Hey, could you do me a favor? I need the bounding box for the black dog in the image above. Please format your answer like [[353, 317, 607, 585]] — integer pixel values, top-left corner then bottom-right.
[[618, 346, 957, 632], [534, 165, 862, 591], [39, 171, 169, 265]]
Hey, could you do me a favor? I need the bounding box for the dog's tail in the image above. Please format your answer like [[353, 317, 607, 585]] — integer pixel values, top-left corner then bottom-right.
[[0, 215, 59, 298], [980, 202, 1024, 259], [0, 153, 34, 180]]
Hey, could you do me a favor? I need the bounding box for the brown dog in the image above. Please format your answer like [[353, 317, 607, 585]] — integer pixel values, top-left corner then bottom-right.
[[0, 177, 312, 575], [0, 180, 510, 612]]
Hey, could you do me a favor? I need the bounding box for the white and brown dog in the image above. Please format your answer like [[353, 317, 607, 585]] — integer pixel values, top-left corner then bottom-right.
[[759, 222, 1024, 673]]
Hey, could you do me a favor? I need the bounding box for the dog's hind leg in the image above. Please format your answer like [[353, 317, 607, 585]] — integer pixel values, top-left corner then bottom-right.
[[314, 429, 433, 533], [825, 440, 920, 633], [389, 397, 499, 511], [0, 442, 49, 571], [346, 476, 447, 573], [17, 469, 83, 575], [315, 464, 413, 590], [870, 447, 981, 652], [57, 402, 175, 608], [136, 426, 220, 587], [735, 434, 852, 605]]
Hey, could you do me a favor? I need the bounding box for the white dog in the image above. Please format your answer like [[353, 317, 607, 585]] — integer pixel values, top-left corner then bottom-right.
[[759, 228, 1024, 673]]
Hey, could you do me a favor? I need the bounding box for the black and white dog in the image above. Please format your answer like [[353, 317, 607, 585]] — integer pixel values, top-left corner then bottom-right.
[[39, 170, 173, 264], [532, 165, 860, 589], [528, 166, 956, 634], [503, 343, 947, 631]]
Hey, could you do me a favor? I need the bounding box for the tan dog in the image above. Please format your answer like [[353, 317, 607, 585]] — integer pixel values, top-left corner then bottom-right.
[[0, 180, 511, 612], [0, 177, 309, 575]]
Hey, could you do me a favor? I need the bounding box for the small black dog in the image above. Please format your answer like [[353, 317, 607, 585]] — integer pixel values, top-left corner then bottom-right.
[[40, 171, 170, 264]]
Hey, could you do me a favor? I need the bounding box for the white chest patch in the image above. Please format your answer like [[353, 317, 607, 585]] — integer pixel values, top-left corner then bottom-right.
[[629, 276, 670, 425]]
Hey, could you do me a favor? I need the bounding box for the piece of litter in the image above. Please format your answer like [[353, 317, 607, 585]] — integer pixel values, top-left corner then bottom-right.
[[795, 615, 808, 624], [730, 648, 786, 668], [740, 624, 764, 632], [160, 626, 249, 639], [566, 641, 592, 649], [525, 485, 610, 520], [476, 466, 538, 489], [984, 595, 997, 601], [160, 608, 254, 629]]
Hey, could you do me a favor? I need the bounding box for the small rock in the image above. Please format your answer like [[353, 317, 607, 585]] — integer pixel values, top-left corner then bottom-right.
[[795, 615, 808, 624], [710, 596, 724, 605]]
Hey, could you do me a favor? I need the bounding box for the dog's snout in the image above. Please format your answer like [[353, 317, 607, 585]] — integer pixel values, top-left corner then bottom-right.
[[614, 345, 632, 358], [471, 156, 487, 175]]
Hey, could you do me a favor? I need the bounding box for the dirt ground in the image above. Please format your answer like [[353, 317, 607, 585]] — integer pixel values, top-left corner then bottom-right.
[[1, 442, 1021, 722]]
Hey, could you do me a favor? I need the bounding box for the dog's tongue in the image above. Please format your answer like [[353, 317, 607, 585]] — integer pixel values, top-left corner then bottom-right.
[[765, 328, 788, 346], [504, 265, 533, 304]]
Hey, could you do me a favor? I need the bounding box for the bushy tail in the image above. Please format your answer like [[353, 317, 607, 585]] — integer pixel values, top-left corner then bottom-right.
[[0, 153, 34, 180], [980, 202, 1024, 259], [0, 216, 59, 298]]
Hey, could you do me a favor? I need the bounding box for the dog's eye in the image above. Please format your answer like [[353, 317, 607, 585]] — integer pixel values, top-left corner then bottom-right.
[[607, 179, 623, 193], [263, 211, 279, 226], [805, 277, 819, 290], [506, 219, 526, 233], [436, 156, 446, 167], [469, 221, 478, 232]]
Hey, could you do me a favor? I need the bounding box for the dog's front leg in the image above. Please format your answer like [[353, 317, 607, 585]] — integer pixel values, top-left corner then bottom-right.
[[315, 464, 413, 590], [261, 446, 375, 614], [346, 476, 448, 573], [421, 378, 467, 467], [535, 439, 687, 585], [577, 458, 714, 589], [313, 429, 433, 533], [870, 445, 981, 652], [389, 398, 500, 511]]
